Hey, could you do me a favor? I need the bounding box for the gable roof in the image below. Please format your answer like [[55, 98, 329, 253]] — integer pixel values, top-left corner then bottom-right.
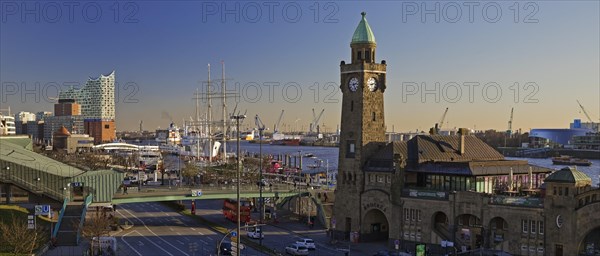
[[407, 135, 504, 165]]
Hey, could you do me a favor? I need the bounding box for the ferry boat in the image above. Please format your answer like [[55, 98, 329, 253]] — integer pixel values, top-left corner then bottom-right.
[[552, 155, 592, 166]]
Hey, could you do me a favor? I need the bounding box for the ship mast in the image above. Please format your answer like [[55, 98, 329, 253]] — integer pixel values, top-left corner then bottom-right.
[[222, 61, 227, 160], [207, 63, 212, 162]]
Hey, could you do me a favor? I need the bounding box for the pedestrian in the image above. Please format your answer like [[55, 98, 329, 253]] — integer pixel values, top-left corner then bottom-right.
[[269, 183, 273, 191], [124, 185, 128, 195]]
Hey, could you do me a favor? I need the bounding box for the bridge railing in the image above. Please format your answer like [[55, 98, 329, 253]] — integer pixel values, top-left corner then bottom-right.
[[52, 197, 69, 239], [0, 170, 65, 201]]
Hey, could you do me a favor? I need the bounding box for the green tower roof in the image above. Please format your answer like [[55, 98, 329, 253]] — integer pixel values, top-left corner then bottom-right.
[[351, 12, 376, 45]]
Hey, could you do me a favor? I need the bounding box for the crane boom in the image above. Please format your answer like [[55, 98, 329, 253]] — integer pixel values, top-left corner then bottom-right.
[[577, 100, 594, 123], [507, 107, 514, 135], [255, 114, 266, 130], [438, 107, 449, 130], [577, 100, 599, 132], [310, 108, 325, 133], [274, 110, 284, 133]]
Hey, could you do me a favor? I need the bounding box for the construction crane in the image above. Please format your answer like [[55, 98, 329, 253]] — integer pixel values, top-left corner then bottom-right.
[[273, 110, 284, 133], [432, 107, 449, 134], [577, 100, 599, 132], [309, 109, 325, 134], [507, 107, 514, 136], [255, 114, 266, 132]]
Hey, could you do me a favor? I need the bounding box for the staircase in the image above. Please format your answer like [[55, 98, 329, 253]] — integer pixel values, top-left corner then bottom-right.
[[55, 204, 85, 246]]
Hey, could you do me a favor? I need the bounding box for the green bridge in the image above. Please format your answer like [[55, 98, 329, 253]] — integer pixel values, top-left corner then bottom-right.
[[1, 136, 316, 247]]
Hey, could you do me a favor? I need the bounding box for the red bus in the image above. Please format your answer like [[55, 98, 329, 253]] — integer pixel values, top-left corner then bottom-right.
[[223, 199, 252, 223]]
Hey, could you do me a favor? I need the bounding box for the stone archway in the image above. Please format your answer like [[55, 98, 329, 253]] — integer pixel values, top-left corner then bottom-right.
[[578, 227, 600, 255], [456, 214, 482, 249], [361, 209, 389, 242], [489, 217, 509, 251]]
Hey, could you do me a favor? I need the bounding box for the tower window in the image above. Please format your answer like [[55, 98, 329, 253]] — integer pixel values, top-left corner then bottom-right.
[[366, 49, 371, 62], [372, 112, 376, 121], [351, 101, 354, 112], [346, 140, 356, 158], [357, 51, 362, 60]]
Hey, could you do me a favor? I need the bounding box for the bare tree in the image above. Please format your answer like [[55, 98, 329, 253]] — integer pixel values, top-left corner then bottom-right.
[[0, 213, 48, 255], [78, 211, 112, 255]]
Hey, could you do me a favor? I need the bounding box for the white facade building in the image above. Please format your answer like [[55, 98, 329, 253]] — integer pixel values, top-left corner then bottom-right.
[[15, 111, 36, 123], [0, 112, 16, 136]]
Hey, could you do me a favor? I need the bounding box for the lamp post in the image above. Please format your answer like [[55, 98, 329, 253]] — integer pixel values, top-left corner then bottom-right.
[[231, 114, 246, 256], [258, 124, 265, 246]]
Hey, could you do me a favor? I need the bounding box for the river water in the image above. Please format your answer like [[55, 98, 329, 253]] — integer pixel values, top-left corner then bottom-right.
[[133, 140, 599, 186]]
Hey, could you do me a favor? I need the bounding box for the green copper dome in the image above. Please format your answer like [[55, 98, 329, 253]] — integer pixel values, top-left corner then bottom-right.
[[545, 166, 592, 186], [351, 12, 376, 45]]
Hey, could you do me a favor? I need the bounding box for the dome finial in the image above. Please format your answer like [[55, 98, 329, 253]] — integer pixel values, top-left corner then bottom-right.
[[361, 12, 366, 17]]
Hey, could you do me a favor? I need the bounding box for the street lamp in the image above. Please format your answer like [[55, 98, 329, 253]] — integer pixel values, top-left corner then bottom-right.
[[231, 114, 246, 256]]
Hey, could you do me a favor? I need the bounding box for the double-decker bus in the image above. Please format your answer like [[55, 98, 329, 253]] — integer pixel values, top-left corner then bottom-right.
[[223, 199, 253, 223]]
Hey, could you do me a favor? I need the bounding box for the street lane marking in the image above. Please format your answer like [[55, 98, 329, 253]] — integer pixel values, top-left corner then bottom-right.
[[120, 206, 190, 256], [120, 231, 143, 256], [206, 236, 214, 241], [135, 231, 174, 256]]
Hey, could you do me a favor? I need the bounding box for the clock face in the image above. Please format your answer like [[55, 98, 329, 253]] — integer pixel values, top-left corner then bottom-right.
[[367, 77, 378, 92], [348, 77, 359, 92]]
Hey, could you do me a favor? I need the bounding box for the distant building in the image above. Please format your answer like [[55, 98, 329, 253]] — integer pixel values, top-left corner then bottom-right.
[[59, 71, 116, 143], [15, 111, 36, 123], [60, 71, 115, 120], [14, 111, 36, 134], [35, 111, 52, 121], [53, 126, 94, 154], [0, 109, 16, 136]]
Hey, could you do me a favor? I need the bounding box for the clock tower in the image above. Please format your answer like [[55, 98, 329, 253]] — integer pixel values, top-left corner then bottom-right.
[[334, 12, 387, 236]]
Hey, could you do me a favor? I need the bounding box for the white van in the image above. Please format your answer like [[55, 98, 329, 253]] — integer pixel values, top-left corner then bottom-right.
[[92, 236, 117, 253]]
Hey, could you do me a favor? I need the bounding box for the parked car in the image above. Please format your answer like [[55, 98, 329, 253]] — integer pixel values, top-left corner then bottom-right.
[[257, 179, 269, 187], [247, 228, 264, 239], [295, 238, 315, 250], [285, 244, 309, 255]]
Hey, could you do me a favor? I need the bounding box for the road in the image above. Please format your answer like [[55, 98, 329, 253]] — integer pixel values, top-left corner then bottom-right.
[[190, 199, 345, 256], [114, 202, 265, 256]]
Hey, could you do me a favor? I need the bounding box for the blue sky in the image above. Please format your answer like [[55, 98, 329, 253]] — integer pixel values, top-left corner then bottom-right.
[[1, 1, 598, 132]]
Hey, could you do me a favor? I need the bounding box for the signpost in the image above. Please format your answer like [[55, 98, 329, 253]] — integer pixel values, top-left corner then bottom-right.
[[27, 215, 35, 230], [35, 205, 50, 216], [191, 189, 202, 197]]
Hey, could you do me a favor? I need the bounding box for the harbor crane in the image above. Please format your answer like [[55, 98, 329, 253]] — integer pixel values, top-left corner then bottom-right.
[[507, 107, 514, 136], [255, 114, 266, 131], [309, 109, 325, 134], [577, 100, 599, 132], [433, 107, 449, 134], [273, 110, 284, 133]]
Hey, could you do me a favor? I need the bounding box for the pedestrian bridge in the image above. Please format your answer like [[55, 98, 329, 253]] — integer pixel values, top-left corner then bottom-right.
[[111, 184, 309, 204]]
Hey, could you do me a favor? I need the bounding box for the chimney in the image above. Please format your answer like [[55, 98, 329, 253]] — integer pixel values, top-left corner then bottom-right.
[[458, 128, 469, 155]]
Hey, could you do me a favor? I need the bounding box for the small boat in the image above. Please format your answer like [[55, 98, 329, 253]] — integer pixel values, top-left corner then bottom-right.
[[552, 156, 592, 166], [303, 153, 315, 158]]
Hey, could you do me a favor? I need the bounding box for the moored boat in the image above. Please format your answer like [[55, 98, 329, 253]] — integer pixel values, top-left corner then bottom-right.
[[552, 155, 592, 166]]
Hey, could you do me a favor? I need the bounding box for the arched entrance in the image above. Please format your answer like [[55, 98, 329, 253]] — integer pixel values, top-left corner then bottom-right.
[[489, 217, 509, 251], [579, 227, 600, 255], [361, 209, 389, 242], [456, 214, 482, 250], [433, 212, 450, 239]]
